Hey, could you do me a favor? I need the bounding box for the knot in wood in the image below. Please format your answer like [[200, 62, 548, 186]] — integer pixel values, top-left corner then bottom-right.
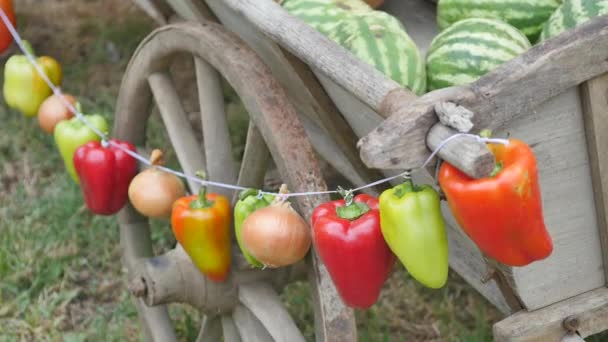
[[562, 316, 580, 333], [434, 102, 474, 133], [128, 277, 148, 298]]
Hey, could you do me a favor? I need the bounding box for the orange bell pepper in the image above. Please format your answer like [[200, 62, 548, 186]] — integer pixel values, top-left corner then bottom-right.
[[171, 185, 232, 282], [438, 139, 553, 267]]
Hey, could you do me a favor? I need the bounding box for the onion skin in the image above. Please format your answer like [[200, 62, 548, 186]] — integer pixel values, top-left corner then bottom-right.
[[364, 0, 384, 8], [242, 202, 311, 267], [128, 168, 185, 219], [37, 94, 76, 134]]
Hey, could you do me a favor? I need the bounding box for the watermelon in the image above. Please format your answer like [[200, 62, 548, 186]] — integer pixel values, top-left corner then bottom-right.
[[329, 12, 426, 94], [540, 0, 608, 41], [437, 0, 562, 43], [426, 18, 531, 91], [281, 0, 371, 35]]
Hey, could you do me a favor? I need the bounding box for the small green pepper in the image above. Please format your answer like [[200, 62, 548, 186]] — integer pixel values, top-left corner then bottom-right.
[[379, 179, 449, 289], [54, 114, 108, 184], [3, 40, 62, 117], [234, 189, 275, 268]]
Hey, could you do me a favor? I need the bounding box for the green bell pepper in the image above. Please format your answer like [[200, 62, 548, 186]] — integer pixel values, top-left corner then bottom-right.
[[3, 40, 63, 117], [54, 115, 108, 184], [234, 188, 275, 268], [379, 179, 449, 289]]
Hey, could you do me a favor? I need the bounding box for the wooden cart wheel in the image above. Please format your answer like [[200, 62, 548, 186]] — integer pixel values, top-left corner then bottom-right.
[[113, 21, 354, 341]]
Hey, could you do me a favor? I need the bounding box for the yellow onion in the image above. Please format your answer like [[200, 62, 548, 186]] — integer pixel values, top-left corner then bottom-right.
[[242, 186, 311, 267], [128, 149, 185, 219]]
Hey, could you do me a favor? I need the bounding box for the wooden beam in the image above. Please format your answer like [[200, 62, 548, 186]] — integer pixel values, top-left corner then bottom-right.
[[493, 287, 608, 341], [218, 0, 401, 110], [239, 282, 306, 342], [580, 72, 608, 283], [360, 15, 608, 170]]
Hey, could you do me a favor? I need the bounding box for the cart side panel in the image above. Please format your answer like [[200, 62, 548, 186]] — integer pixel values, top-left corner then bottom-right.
[[498, 87, 605, 310]]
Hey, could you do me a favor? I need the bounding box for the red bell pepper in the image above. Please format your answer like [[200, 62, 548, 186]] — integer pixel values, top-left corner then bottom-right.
[[73, 139, 137, 215], [311, 193, 395, 308], [438, 138, 553, 266]]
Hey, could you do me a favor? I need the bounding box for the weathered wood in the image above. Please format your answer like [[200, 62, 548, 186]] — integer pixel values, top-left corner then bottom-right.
[[434, 102, 474, 133], [222, 315, 242, 342], [207, 0, 382, 188], [300, 113, 371, 192], [116, 205, 177, 341], [426, 124, 496, 179], [196, 315, 223, 342], [490, 88, 604, 310], [493, 287, 608, 341], [382, 0, 438, 56], [360, 15, 608, 171], [233, 122, 271, 203], [580, 72, 608, 284], [239, 282, 306, 342], [219, 0, 400, 111], [194, 56, 237, 197], [148, 72, 206, 192], [164, 0, 213, 21], [233, 305, 274, 342]]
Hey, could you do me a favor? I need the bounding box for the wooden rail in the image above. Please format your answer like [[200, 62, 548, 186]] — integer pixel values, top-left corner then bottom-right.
[[359, 15, 608, 172]]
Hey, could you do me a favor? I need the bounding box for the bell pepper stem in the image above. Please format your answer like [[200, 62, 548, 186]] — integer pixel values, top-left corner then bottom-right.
[[490, 161, 504, 177], [190, 170, 214, 209], [336, 202, 370, 220], [239, 188, 259, 201]]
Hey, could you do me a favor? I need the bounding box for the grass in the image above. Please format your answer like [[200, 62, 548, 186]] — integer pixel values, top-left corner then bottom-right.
[[2, 1, 607, 341]]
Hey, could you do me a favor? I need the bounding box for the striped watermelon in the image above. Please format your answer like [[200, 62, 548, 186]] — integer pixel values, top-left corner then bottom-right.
[[281, 0, 371, 35], [426, 18, 531, 91], [540, 0, 608, 41], [329, 12, 426, 94], [437, 0, 562, 43]]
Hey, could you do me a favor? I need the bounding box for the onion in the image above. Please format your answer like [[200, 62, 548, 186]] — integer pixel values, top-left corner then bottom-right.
[[242, 185, 311, 268], [364, 0, 384, 8], [37, 94, 76, 134], [128, 149, 185, 219]]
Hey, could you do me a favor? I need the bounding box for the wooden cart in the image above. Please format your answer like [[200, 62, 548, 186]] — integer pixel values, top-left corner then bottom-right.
[[117, 0, 608, 340]]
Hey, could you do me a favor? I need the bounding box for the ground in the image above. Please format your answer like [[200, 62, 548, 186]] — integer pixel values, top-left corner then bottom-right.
[[0, 1, 604, 341]]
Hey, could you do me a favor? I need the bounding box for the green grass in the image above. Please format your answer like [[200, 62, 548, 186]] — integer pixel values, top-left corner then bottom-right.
[[3, 2, 608, 341]]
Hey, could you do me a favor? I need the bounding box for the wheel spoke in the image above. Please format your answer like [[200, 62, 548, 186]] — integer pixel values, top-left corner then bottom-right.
[[299, 114, 374, 194], [148, 72, 206, 193], [233, 304, 273, 342], [239, 282, 306, 342], [134, 299, 177, 342], [233, 121, 271, 203], [195, 57, 237, 197]]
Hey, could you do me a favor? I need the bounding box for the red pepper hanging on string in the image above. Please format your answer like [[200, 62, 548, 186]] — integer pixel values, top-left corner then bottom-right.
[[311, 188, 395, 308], [73, 139, 138, 215]]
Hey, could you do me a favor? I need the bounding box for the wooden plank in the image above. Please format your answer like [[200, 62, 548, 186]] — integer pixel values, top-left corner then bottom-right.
[[233, 305, 274, 342], [206, 0, 381, 187], [218, 0, 401, 111], [194, 56, 237, 197], [148, 72, 206, 193], [493, 287, 608, 341], [239, 282, 306, 342], [359, 15, 608, 171], [493, 88, 604, 310], [196, 315, 223, 342], [222, 314, 243, 342], [580, 73, 608, 284]]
